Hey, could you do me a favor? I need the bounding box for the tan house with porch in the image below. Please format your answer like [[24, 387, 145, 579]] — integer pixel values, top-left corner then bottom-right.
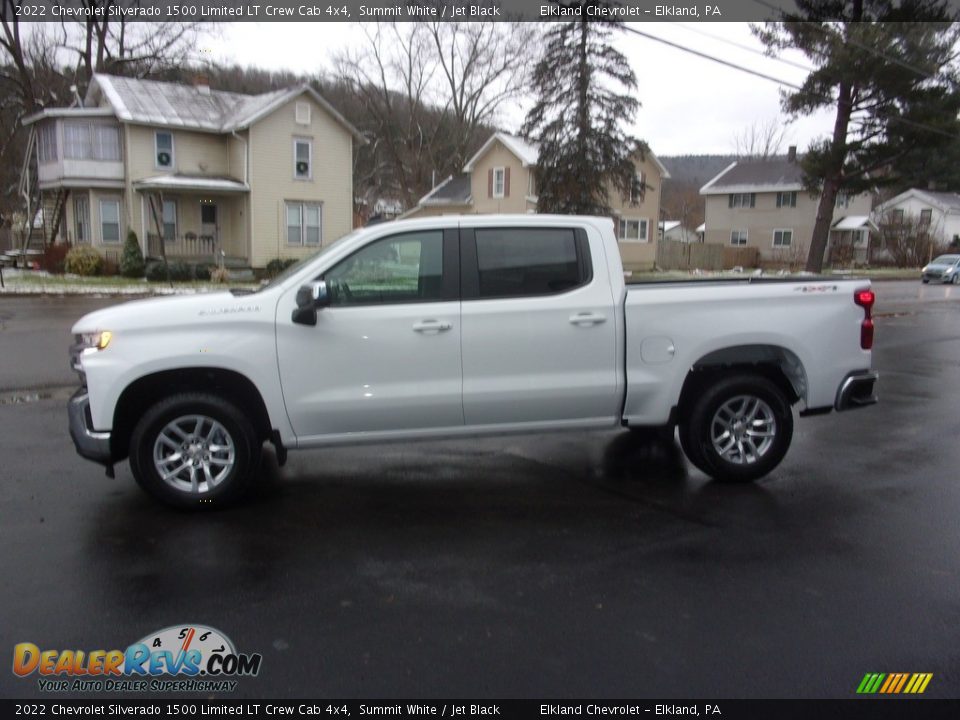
[[21, 73, 363, 269], [402, 132, 670, 271]]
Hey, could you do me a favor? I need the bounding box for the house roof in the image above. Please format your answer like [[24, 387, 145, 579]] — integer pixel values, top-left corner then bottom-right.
[[85, 74, 364, 140], [132, 174, 249, 193], [417, 174, 473, 205], [876, 188, 960, 214], [700, 157, 805, 195], [463, 131, 671, 178], [659, 220, 682, 232], [22, 107, 115, 125]]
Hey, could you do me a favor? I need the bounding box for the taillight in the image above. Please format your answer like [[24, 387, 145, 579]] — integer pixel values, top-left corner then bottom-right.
[[854, 288, 875, 350]]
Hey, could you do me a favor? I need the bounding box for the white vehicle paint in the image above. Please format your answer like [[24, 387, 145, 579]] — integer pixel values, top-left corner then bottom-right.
[[68, 215, 878, 507]]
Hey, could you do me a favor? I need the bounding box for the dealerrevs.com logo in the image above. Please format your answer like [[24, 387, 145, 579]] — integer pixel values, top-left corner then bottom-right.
[[12, 624, 262, 693]]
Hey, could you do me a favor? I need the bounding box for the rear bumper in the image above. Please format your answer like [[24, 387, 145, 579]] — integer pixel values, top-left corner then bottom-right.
[[835, 371, 879, 412], [68, 389, 112, 465]]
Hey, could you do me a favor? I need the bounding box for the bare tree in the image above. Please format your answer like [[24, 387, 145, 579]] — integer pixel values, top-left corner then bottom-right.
[[425, 21, 538, 170], [733, 118, 788, 160], [877, 211, 947, 268], [661, 182, 704, 242]]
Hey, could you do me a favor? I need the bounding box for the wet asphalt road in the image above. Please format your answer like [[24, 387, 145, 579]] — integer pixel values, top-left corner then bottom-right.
[[0, 280, 958, 700]]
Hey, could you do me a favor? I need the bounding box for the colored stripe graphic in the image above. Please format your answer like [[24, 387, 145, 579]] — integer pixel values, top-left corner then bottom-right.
[[857, 673, 932, 694]]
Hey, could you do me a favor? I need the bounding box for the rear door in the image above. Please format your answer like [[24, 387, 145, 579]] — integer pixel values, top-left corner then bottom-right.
[[459, 224, 619, 427]]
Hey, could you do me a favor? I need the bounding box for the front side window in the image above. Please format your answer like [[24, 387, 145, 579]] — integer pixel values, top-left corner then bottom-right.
[[74, 196, 89, 243], [493, 167, 505, 198], [155, 132, 174, 168], [99, 200, 120, 243], [730, 230, 748, 246], [776, 191, 797, 208], [294, 139, 311, 179], [474, 228, 586, 299], [618, 218, 649, 242], [728, 193, 756, 209], [325, 230, 444, 306], [38, 123, 57, 163], [286, 202, 322, 245], [162, 199, 177, 241], [773, 229, 793, 247]]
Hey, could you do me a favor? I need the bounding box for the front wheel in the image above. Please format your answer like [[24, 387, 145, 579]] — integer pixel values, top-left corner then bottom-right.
[[952, 274, 959, 285], [129, 394, 261, 508], [679, 374, 793, 483]]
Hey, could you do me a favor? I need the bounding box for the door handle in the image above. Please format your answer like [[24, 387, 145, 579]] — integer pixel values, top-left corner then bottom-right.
[[412, 319, 452, 334], [569, 312, 607, 326]]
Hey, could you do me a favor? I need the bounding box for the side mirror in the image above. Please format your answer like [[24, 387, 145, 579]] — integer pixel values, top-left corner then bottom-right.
[[292, 281, 330, 326]]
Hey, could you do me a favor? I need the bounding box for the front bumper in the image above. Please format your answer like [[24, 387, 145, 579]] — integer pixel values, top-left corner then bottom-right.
[[68, 388, 112, 465], [835, 371, 879, 412]]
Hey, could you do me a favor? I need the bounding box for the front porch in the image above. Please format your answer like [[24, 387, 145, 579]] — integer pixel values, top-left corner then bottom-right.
[[135, 174, 250, 265]]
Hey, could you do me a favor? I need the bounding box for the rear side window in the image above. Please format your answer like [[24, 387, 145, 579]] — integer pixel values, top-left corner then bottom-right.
[[473, 228, 589, 299]]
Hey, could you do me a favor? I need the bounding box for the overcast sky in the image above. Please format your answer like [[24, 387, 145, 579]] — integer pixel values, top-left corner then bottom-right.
[[202, 21, 835, 157]]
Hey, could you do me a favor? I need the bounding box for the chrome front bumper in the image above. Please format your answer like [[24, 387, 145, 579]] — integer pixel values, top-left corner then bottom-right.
[[835, 371, 879, 412], [68, 389, 113, 465]]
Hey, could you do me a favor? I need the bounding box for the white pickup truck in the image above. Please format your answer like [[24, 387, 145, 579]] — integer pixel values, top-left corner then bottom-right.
[[69, 215, 878, 507]]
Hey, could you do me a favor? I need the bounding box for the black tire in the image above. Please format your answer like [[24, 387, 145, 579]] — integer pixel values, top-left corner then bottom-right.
[[922, 278, 929, 284], [952, 274, 959, 285], [129, 393, 261, 509], [679, 374, 793, 483]]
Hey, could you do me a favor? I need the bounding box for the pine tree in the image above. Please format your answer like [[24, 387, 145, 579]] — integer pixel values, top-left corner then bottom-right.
[[755, 1, 960, 272], [522, 1, 648, 215], [120, 230, 145, 278]]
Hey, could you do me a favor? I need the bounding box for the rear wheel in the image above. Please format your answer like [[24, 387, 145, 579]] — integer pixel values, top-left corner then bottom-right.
[[129, 393, 261, 508], [680, 374, 793, 483]]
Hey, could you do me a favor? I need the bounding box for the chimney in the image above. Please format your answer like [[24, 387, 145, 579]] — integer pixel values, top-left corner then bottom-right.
[[193, 73, 210, 95], [788, 145, 797, 162]]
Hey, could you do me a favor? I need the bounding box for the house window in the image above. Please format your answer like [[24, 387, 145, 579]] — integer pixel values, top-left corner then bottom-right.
[[630, 171, 645, 204], [38, 123, 57, 163], [493, 167, 505, 198], [891, 209, 904, 224], [835, 192, 850, 208], [99, 200, 120, 243], [773, 229, 793, 247], [294, 139, 311, 179], [74, 196, 89, 243], [920, 209, 932, 225], [286, 201, 322, 245], [730, 230, 748, 246], [155, 132, 174, 168], [728, 193, 756, 208], [64, 122, 120, 161], [295, 101, 311, 125], [776, 191, 797, 208], [618, 218, 649, 243], [162, 199, 177, 241]]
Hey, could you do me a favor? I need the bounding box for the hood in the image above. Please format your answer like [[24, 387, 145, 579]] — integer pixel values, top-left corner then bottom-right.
[[71, 292, 265, 334]]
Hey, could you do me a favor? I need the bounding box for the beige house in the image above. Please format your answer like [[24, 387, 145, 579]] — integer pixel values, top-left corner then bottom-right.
[[700, 149, 873, 264], [22, 73, 363, 269], [403, 132, 670, 271]]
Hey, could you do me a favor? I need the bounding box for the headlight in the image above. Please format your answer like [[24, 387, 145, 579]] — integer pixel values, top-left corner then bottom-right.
[[922, 266, 929, 272], [77, 331, 113, 351]]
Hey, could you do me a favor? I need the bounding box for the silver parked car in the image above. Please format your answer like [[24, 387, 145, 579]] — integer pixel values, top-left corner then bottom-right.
[[921, 254, 960, 284]]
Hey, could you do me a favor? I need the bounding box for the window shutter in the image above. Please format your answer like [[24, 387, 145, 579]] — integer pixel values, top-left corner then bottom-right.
[[488, 169, 493, 198], [504, 167, 510, 197], [750, 193, 756, 208]]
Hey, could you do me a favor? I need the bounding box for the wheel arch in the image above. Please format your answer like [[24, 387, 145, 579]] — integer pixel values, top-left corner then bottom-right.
[[676, 344, 807, 422], [111, 367, 273, 461]]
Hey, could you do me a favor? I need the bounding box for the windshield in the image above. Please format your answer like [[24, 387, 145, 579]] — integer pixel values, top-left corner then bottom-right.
[[931, 255, 960, 265], [255, 228, 365, 292]]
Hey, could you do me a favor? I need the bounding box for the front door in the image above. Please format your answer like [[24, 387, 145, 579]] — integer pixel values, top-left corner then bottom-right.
[[200, 202, 218, 252], [275, 228, 463, 441]]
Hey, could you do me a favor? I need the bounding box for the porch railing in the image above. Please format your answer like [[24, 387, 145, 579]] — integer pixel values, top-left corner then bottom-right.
[[147, 232, 218, 260]]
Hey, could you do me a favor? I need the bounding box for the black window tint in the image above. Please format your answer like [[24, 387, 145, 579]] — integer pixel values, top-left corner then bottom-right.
[[475, 228, 584, 298], [325, 231, 444, 306]]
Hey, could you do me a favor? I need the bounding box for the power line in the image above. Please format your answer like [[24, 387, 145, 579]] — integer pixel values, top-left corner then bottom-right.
[[622, 25, 960, 141], [674, 22, 815, 74]]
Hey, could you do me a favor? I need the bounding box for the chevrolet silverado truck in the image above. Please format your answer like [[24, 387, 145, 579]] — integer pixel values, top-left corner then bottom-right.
[[69, 215, 878, 507]]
